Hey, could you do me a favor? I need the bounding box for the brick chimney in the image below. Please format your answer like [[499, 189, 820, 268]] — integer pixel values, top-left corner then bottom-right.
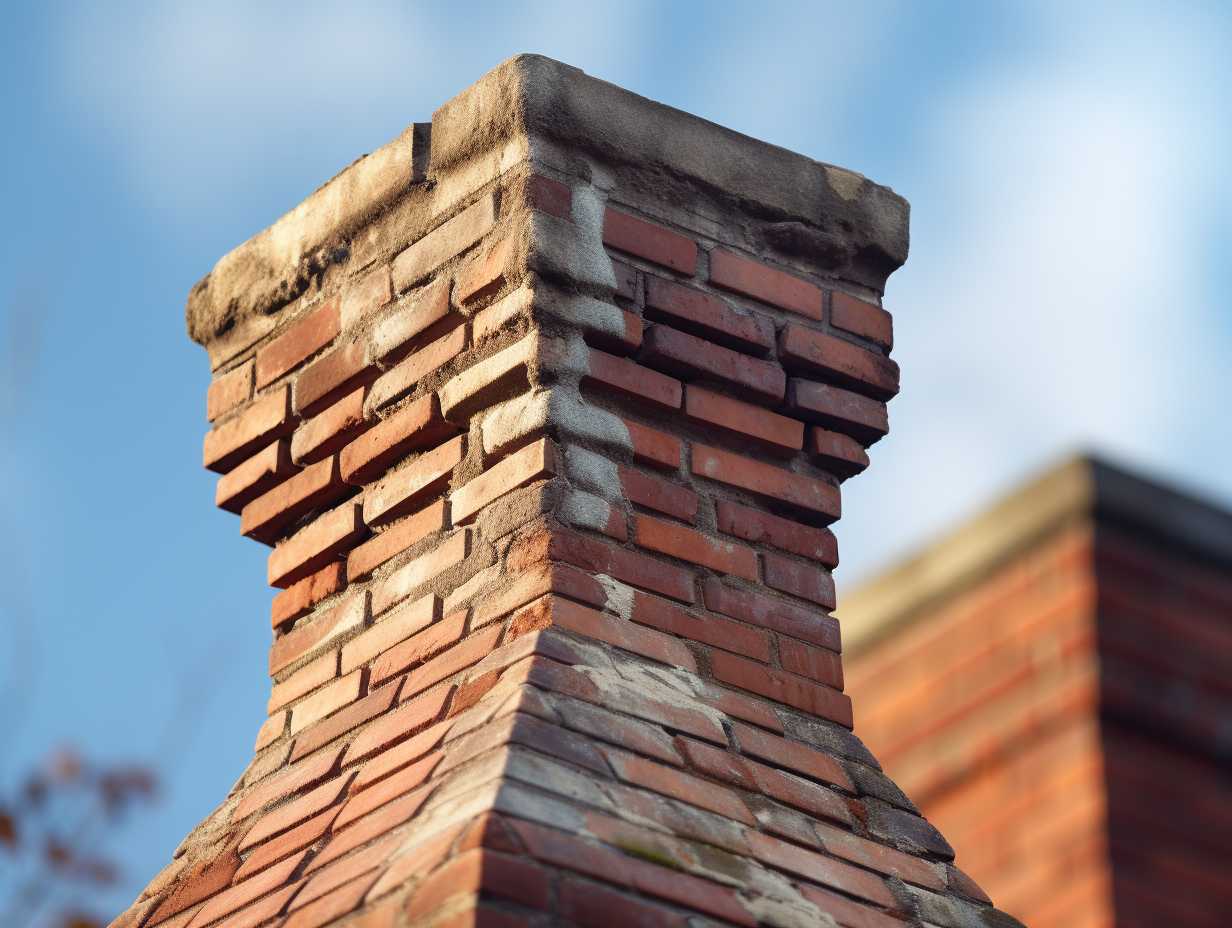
[[842, 455, 1232, 927], [114, 56, 1021, 928]]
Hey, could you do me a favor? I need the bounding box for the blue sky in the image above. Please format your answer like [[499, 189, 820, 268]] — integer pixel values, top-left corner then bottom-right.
[[1, 0, 1228, 917]]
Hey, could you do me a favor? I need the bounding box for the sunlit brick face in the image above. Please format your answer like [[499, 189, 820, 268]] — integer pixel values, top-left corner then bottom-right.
[[114, 54, 1025, 928]]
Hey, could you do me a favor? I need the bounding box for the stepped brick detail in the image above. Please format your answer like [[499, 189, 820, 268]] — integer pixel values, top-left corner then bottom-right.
[[115, 55, 1021, 928]]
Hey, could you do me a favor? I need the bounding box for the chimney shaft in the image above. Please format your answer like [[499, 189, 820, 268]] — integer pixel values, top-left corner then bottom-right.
[[117, 56, 1021, 928]]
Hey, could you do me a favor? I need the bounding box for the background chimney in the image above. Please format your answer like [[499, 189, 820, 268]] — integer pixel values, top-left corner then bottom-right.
[[842, 455, 1232, 927], [115, 55, 1022, 928]]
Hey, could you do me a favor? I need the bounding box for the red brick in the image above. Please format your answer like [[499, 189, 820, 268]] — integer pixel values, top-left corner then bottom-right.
[[548, 596, 698, 672], [451, 438, 558, 524], [240, 774, 354, 851], [635, 514, 758, 580], [269, 593, 365, 676], [294, 341, 379, 416], [207, 359, 254, 421], [621, 419, 680, 470], [368, 324, 466, 413], [526, 174, 572, 219], [204, 386, 295, 473], [691, 443, 839, 522], [620, 467, 699, 524], [631, 591, 770, 661], [289, 676, 402, 762], [730, 720, 852, 789], [362, 434, 464, 528], [549, 529, 696, 604], [146, 843, 241, 923], [216, 440, 298, 514], [340, 265, 392, 330], [675, 739, 758, 788], [779, 324, 899, 400], [291, 386, 368, 465], [185, 852, 306, 927], [710, 650, 852, 728], [744, 831, 895, 908], [558, 877, 685, 928], [807, 426, 869, 478], [763, 552, 836, 609], [341, 594, 439, 675], [796, 885, 908, 928], [471, 563, 606, 627], [348, 745, 426, 806], [715, 500, 838, 566], [392, 195, 496, 291], [602, 208, 697, 274], [511, 819, 754, 925], [456, 235, 513, 305], [268, 501, 366, 589], [407, 849, 551, 919], [701, 686, 784, 733], [254, 712, 285, 751], [340, 393, 457, 485], [268, 651, 338, 713], [778, 638, 844, 689], [234, 746, 344, 819], [342, 689, 450, 768], [232, 806, 340, 882], [644, 276, 774, 354], [256, 300, 341, 389], [271, 562, 347, 629], [604, 748, 755, 824], [398, 624, 502, 702], [785, 378, 888, 446], [830, 291, 892, 350], [611, 261, 640, 302], [297, 828, 404, 898], [584, 348, 682, 409], [641, 325, 785, 404], [709, 250, 822, 320], [702, 578, 840, 651], [815, 825, 945, 892], [241, 456, 352, 545], [370, 277, 452, 362], [371, 529, 469, 615], [346, 499, 447, 581], [289, 671, 363, 734], [685, 385, 802, 451], [284, 872, 379, 928]]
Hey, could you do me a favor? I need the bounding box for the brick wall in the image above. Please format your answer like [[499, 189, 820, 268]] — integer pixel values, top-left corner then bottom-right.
[[114, 55, 1020, 928], [843, 460, 1232, 928]]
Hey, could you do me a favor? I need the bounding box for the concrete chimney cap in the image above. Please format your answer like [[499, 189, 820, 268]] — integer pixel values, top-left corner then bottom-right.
[[186, 53, 908, 363]]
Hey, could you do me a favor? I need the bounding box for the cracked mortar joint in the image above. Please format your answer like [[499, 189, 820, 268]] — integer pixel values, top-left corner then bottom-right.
[[596, 574, 635, 620]]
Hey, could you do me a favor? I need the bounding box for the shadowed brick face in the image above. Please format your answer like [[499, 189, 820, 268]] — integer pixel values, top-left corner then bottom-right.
[[843, 458, 1232, 928], [116, 54, 1018, 928]]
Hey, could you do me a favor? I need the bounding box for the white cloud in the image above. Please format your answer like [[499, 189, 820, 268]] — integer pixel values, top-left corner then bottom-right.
[[840, 3, 1232, 585], [53, 1, 653, 219]]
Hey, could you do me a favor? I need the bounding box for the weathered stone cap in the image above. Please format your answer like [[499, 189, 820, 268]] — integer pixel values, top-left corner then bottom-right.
[[431, 54, 909, 271], [186, 53, 908, 366], [838, 452, 1232, 654]]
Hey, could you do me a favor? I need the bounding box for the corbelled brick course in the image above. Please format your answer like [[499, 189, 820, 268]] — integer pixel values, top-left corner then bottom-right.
[[116, 55, 1018, 928]]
